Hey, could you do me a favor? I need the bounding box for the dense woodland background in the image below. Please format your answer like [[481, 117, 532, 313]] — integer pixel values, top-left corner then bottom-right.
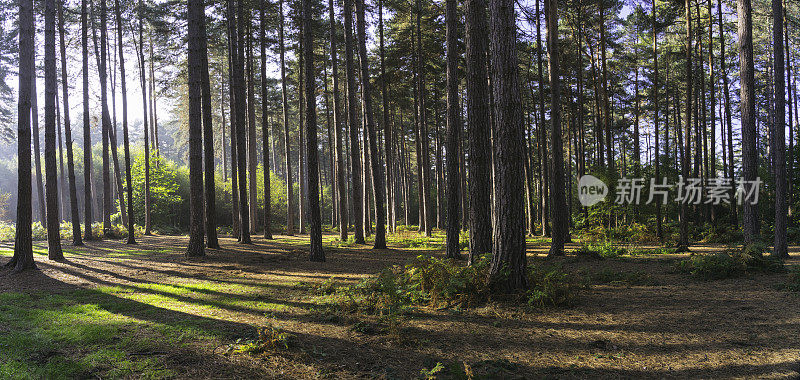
[[1, 0, 799, 278]]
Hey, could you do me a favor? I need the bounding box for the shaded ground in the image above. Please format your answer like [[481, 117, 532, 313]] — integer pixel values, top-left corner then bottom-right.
[[1, 233, 799, 379]]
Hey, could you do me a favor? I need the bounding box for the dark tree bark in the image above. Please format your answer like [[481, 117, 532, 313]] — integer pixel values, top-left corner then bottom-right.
[[678, 0, 692, 251], [545, 0, 566, 257], [8, 0, 37, 272], [355, 0, 386, 249], [260, 0, 272, 240], [738, 0, 757, 243], [186, 0, 205, 257], [279, 0, 294, 235], [44, 0, 64, 260], [652, 0, 662, 242], [344, 0, 364, 244], [488, 0, 527, 291], [59, 2, 82, 246], [114, 0, 135, 244], [135, 0, 152, 236], [303, 0, 324, 262], [535, 0, 550, 237], [718, 0, 736, 224], [246, 21, 258, 234], [329, 0, 347, 241], [772, 0, 787, 258], [227, 17, 240, 239], [95, 0, 113, 235], [81, 0, 94, 240], [33, 76, 46, 225], [465, 0, 492, 263], [379, 0, 393, 233], [444, 0, 461, 259], [199, 0, 219, 248], [416, 0, 432, 237], [233, 0, 251, 243]]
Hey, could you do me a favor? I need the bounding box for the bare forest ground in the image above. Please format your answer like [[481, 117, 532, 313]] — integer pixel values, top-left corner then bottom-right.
[[1, 233, 799, 379]]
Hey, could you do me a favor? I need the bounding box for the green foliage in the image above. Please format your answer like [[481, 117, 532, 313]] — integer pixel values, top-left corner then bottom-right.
[[0, 191, 10, 219], [234, 325, 294, 355], [574, 241, 627, 259], [676, 245, 785, 280], [130, 153, 187, 230], [526, 265, 581, 308]]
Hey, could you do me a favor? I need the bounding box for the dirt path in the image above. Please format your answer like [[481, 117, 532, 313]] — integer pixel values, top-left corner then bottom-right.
[[1, 235, 799, 379]]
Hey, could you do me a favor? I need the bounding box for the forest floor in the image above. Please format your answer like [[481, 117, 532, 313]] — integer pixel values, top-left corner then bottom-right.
[[1, 231, 800, 379]]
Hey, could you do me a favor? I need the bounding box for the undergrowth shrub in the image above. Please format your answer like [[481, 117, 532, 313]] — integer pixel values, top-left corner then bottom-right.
[[233, 325, 294, 355], [574, 241, 627, 259], [315, 254, 580, 316], [676, 243, 784, 280]]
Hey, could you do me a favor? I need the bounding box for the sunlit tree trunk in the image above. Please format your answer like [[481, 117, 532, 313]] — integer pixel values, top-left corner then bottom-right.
[[488, 0, 527, 291], [738, 0, 758, 243], [260, 0, 272, 240], [186, 0, 205, 257], [81, 0, 94, 240], [200, 0, 218, 248], [279, 0, 294, 236], [8, 0, 37, 272]]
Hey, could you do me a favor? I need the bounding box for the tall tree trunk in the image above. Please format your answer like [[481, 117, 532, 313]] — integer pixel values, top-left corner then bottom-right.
[[246, 21, 258, 234], [444, 0, 461, 259], [545, 0, 565, 257], [227, 22, 240, 238], [719, 0, 736, 223], [416, 0, 432, 237], [329, 0, 347, 241], [96, 0, 113, 235], [44, 0, 64, 260], [135, 0, 152, 236], [355, 0, 386, 249], [344, 0, 364, 244], [303, 0, 324, 261], [488, 0, 527, 291], [260, 0, 272, 240], [114, 0, 135, 244], [33, 76, 46, 224], [465, 0, 492, 264], [738, 0, 757, 242], [200, 0, 218, 248], [772, 0, 787, 258], [81, 0, 94, 240], [59, 2, 82, 246], [231, 0, 251, 243], [379, 0, 393, 233], [535, 0, 550, 237], [600, 4, 613, 174], [652, 0, 662, 242], [279, 0, 295, 235], [8, 0, 37, 271], [186, 0, 205, 257], [678, 0, 692, 251]]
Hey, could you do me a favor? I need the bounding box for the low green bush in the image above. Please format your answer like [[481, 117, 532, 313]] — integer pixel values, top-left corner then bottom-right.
[[676, 244, 784, 280], [574, 241, 627, 259]]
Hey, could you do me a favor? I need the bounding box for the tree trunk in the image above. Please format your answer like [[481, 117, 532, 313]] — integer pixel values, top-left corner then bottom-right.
[[444, 0, 462, 259], [678, 0, 692, 251], [81, 0, 94, 240], [95, 0, 113, 235], [545, 0, 566, 257], [378, 0, 393, 233], [246, 21, 258, 234], [260, 0, 272, 240], [186, 0, 205, 257], [488, 0, 527, 291], [227, 22, 240, 238], [738, 0, 757, 243], [329, 0, 347, 241], [652, 0, 662, 242], [135, 0, 152, 236], [416, 0, 432, 237], [200, 0, 218, 248], [32, 75, 46, 225], [279, 0, 295, 235], [344, 0, 364, 244], [535, 0, 550, 237], [44, 0, 64, 260], [59, 2, 82, 246], [114, 0, 135, 244], [303, 0, 324, 261], [355, 0, 386, 249], [772, 0, 787, 258], [231, 0, 251, 243], [718, 0, 736, 224], [8, 0, 37, 272]]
